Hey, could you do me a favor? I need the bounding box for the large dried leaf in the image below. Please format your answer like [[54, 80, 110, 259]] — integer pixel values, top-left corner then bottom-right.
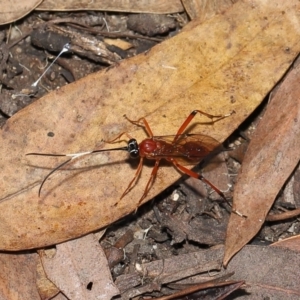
[[0, 252, 40, 299], [228, 245, 300, 298], [223, 61, 300, 266], [0, 0, 42, 25], [0, 0, 184, 25], [36, 0, 184, 14], [0, 0, 300, 250], [36, 256, 60, 299], [140, 245, 300, 299], [181, 0, 236, 20], [271, 235, 300, 252], [40, 234, 119, 300]]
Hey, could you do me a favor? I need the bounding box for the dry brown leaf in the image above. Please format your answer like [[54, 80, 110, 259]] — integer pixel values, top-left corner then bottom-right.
[[0, 252, 40, 299], [182, 0, 236, 20], [223, 61, 300, 266], [36, 0, 184, 14], [139, 244, 300, 299], [51, 293, 68, 300], [266, 208, 300, 222], [0, 0, 300, 250], [0, 0, 42, 25], [104, 38, 133, 51], [228, 245, 300, 298], [40, 234, 119, 299], [271, 235, 300, 252], [36, 256, 60, 299]]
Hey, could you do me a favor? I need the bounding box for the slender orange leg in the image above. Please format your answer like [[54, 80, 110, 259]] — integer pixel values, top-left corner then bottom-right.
[[104, 132, 133, 144], [103, 114, 150, 144], [169, 158, 226, 198], [173, 110, 235, 143], [108, 115, 156, 207], [136, 159, 160, 206], [170, 159, 247, 217], [115, 158, 161, 207], [105, 115, 154, 145], [116, 157, 144, 202], [124, 110, 234, 141], [124, 115, 154, 137]]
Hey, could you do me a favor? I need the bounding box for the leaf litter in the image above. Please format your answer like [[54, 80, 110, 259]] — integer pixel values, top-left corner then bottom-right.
[[1, 0, 300, 251], [0, 0, 300, 299], [224, 58, 300, 266]]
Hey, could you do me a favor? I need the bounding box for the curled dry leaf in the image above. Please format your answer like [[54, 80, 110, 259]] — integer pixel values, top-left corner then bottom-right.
[[36, 257, 60, 299], [0, 0, 42, 25], [181, 0, 236, 20], [224, 61, 300, 266], [228, 245, 300, 298], [0, 252, 40, 298], [36, 0, 184, 14], [141, 244, 300, 299], [0, 0, 300, 250], [271, 235, 300, 252], [40, 234, 119, 300]]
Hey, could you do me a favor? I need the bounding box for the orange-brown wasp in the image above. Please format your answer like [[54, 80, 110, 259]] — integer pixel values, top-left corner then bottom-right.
[[27, 110, 234, 206]]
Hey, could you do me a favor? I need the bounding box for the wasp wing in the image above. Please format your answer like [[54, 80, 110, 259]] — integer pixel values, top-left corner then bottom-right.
[[152, 134, 223, 165]]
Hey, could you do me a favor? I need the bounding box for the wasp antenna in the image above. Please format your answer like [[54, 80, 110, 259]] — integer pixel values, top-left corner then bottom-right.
[[26, 153, 68, 157], [38, 158, 72, 196], [28, 146, 130, 196], [89, 146, 129, 154], [26, 146, 129, 158], [65, 151, 94, 159]]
